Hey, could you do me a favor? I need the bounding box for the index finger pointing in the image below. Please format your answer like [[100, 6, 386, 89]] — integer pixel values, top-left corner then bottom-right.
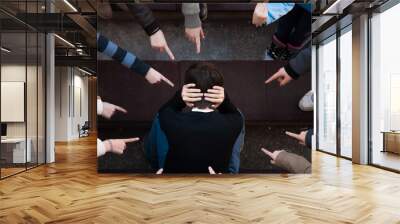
[[265, 73, 280, 85], [196, 36, 201, 54], [165, 45, 175, 61], [285, 131, 301, 141], [122, 137, 140, 143], [115, 105, 127, 113], [161, 75, 174, 87], [261, 148, 274, 159]]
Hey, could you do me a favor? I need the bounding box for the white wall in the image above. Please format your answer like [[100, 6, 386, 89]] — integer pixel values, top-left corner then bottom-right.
[[1, 63, 46, 164], [54, 66, 89, 141], [1, 65, 38, 138]]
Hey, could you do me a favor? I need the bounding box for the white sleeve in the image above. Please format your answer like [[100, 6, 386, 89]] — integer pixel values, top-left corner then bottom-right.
[[97, 99, 103, 115], [97, 138, 106, 157]]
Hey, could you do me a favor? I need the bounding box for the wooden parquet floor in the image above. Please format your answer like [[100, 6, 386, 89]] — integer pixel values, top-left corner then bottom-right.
[[1, 135, 400, 224]]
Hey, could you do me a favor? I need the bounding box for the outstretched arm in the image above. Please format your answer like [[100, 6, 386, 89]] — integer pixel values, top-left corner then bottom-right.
[[284, 44, 311, 80], [97, 33, 150, 76], [97, 137, 139, 157], [97, 33, 174, 87], [182, 3, 204, 53], [126, 3, 175, 60], [261, 148, 311, 173]]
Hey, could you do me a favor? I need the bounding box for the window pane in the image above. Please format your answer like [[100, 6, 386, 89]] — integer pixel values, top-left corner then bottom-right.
[[340, 29, 352, 158], [370, 3, 400, 171], [38, 33, 45, 165], [27, 31, 38, 169], [1, 31, 28, 177], [318, 37, 337, 154]]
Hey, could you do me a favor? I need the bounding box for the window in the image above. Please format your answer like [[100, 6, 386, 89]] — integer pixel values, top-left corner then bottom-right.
[[0, 2, 47, 179], [317, 36, 337, 154], [370, 3, 400, 171], [339, 28, 352, 158]]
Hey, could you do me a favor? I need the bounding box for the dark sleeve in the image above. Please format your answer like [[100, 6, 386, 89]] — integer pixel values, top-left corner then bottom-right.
[[274, 150, 311, 173], [126, 4, 160, 36], [217, 93, 239, 114], [305, 128, 313, 149], [97, 33, 150, 76], [284, 44, 311, 80], [160, 90, 186, 113]]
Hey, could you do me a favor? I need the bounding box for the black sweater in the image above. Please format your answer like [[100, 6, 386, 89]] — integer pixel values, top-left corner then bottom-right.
[[127, 4, 160, 36], [159, 91, 243, 173]]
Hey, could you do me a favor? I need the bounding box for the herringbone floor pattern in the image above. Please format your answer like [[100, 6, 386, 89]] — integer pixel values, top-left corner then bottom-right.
[[1, 135, 400, 224]]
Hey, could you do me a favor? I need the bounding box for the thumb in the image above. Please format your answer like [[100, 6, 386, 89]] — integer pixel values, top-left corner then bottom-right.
[[200, 29, 205, 39]]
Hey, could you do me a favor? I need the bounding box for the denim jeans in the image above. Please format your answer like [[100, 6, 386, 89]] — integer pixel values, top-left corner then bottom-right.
[[144, 113, 245, 173]]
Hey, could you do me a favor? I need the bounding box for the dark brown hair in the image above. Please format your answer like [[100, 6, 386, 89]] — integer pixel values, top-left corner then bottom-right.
[[184, 63, 224, 109]]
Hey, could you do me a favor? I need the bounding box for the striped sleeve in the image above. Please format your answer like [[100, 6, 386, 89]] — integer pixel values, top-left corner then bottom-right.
[[97, 33, 150, 76]]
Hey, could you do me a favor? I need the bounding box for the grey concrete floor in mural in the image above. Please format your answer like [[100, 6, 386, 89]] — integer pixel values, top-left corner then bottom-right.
[[98, 18, 277, 61], [97, 124, 312, 173]]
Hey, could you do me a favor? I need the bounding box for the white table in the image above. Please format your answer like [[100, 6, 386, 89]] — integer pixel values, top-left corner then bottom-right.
[[1, 138, 31, 163]]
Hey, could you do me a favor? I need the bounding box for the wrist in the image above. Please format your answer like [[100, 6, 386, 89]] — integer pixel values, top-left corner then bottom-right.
[[144, 21, 160, 36], [105, 140, 113, 153], [284, 64, 299, 80], [132, 58, 151, 77], [184, 14, 201, 28], [150, 30, 161, 39], [97, 99, 103, 115]]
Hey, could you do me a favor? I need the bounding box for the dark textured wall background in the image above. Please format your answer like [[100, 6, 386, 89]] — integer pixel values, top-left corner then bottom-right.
[[98, 60, 312, 122], [98, 60, 312, 173]]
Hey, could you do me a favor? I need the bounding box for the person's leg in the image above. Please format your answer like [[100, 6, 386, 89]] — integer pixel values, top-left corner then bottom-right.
[[287, 7, 311, 50], [144, 114, 169, 170], [228, 112, 245, 174], [268, 5, 302, 60], [274, 5, 303, 45]]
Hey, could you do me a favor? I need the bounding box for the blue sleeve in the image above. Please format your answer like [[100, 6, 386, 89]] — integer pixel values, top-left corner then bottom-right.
[[265, 3, 295, 25], [97, 33, 150, 76]]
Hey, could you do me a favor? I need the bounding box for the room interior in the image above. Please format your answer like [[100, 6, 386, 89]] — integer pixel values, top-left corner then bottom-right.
[[0, 0, 399, 222]]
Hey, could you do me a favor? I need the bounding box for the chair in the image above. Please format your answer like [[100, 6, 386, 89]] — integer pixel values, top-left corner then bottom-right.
[[78, 121, 90, 138]]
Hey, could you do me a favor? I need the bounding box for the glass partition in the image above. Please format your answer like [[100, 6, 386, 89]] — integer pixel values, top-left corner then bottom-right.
[[0, 1, 46, 179], [339, 27, 352, 158], [1, 31, 28, 177], [317, 35, 337, 154], [370, 3, 400, 171]]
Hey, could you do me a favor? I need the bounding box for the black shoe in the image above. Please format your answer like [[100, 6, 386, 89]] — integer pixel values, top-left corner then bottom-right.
[[280, 48, 292, 60], [200, 3, 207, 22], [267, 42, 287, 60]]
